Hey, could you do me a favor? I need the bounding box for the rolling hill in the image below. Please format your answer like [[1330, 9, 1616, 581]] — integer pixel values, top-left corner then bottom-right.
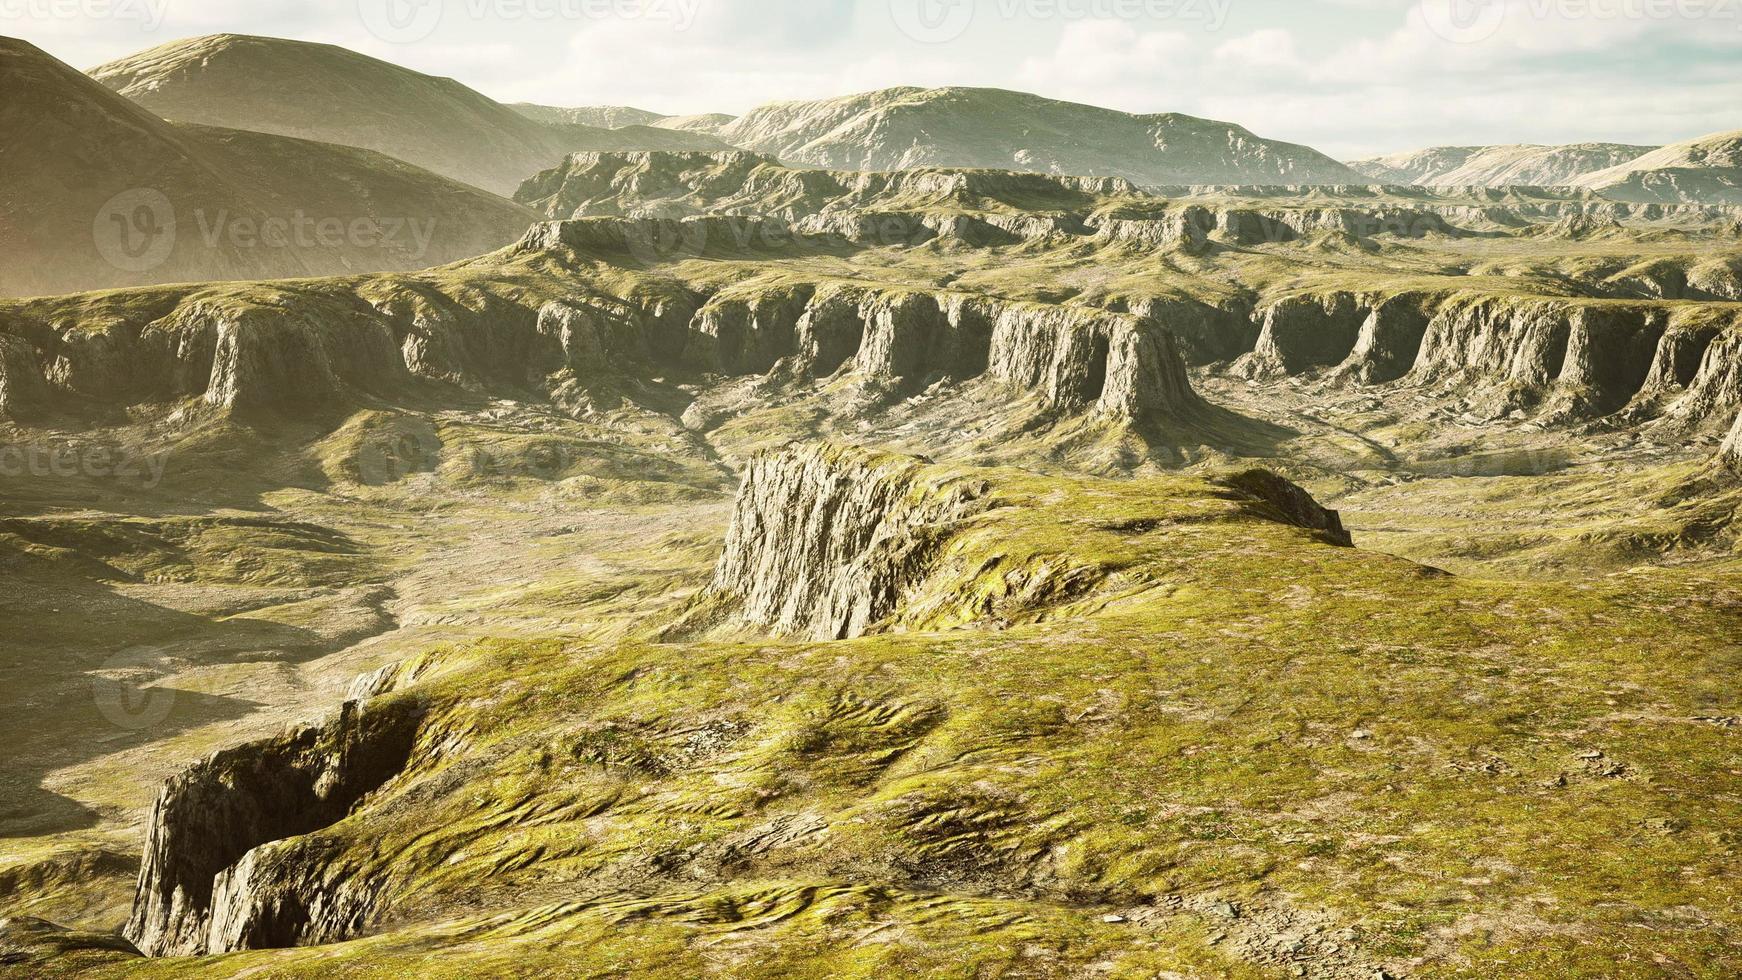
[[1350, 142, 1656, 187], [508, 103, 665, 129], [715, 86, 1364, 185], [90, 34, 733, 195], [1572, 129, 1742, 204], [0, 36, 536, 298]]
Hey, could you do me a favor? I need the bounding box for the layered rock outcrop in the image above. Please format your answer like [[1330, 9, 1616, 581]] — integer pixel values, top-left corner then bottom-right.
[[126, 698, 422, 957], [1657, 311, 1742, 429], [707, 444, 992, 640], [1331, 293, 1436, 383], [1234, 293, 1372, 379]]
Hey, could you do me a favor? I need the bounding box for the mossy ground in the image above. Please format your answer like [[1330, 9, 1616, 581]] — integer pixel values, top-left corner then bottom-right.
[[9, 457, 1739, 977], [3, 195, 1741, 977]]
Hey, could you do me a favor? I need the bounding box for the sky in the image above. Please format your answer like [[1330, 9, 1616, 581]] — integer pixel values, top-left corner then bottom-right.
[[8, 0, 1739, 158]]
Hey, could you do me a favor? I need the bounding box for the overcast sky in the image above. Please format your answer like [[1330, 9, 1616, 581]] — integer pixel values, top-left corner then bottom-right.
[[9, 0, 1739, 157]]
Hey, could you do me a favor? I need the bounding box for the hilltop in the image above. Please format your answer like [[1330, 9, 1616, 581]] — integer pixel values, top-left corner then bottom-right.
[[0, 36, 536, 297], [1350, 142, 1655, 187], [1573, 128, 1742, 204], [716, 85, 1364, 185], [90, 34, 733, 194]]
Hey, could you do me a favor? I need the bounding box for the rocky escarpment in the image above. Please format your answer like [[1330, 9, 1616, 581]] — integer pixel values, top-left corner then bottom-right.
[[2, 249, 1209, 438], [706, 444, 993, 640], [516, 151, 1137, 221], [125, 698, 424, 957], [0, 331, 46, 419], [1331, 293, 1438, 383], [1653, 310, 1742, 429], [1234, 293, 1374, 379], [1208, 287, 1742, 430], [678, 279, 1206, 423], [1408, 296, 1671, 418]]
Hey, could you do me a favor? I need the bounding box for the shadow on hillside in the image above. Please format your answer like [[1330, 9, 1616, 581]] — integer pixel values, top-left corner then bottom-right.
[[0, 547, 383, 839]]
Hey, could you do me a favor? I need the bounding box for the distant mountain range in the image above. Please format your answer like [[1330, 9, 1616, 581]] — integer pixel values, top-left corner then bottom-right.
[[1347, 134, 1742, 203], [702, 86, 1365, 186], [10, 29, 1739, 298], [0, 36, 537, 298], [1571, 129, 1742, 204], [1348, 143, 1657, 187], [509, 102, 739, 138], [89, 35, 733, 195]]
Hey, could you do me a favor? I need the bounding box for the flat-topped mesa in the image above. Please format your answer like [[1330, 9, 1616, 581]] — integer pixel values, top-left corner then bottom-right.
[[1092, 204, 1455, 254], [515, 149, 1142, 221], [126, 698, 424, 957], [707, 443, 993, 640], [0, 279, 696, 421], [986, 304, 1202, 420]]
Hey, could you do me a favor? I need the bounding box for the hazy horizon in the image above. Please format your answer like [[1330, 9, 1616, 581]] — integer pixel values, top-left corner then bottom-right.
[[8, 0, 1738, 158]]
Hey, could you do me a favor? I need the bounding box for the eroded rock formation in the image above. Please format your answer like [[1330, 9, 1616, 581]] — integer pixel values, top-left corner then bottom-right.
[[706, 443, 992, 640], [126, 698, 422, 957]]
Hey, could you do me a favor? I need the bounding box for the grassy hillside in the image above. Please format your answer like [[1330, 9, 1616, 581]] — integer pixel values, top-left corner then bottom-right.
[[1, 169, 1740, 976], [91, 34, 734, 195], [0, 36, 536, 298]]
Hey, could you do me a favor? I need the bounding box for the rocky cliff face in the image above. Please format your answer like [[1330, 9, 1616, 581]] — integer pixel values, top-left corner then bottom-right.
[[125, 698, 423, 957], [1234, 293, 1374, 379], [0, 332, 45, 419], [1331, 293, 1437, 384], [707, 444, 992, 640], [1720, 410, 1742, 472], [1408, 296, 1675, 419]]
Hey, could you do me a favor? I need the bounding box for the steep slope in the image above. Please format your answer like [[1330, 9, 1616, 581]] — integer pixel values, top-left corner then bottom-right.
[[508, 103, 664, 128], [1351, 142, 1655, 187], [1573, 129, 1742, 204], [719, 86, 1363, 185], [654, 112, 738, 136], [90, 34, 731, 194], [0, 36, 536, 298]]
